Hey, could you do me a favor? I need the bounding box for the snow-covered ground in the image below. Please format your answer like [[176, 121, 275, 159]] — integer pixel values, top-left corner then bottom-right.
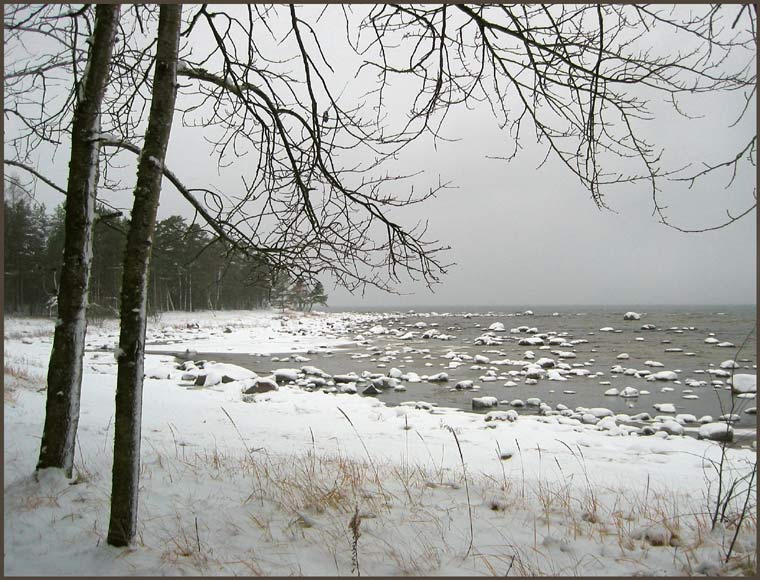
[[4, 310, 757, 575]]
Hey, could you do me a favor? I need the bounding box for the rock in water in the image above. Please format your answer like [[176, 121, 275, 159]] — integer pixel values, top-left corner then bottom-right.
[[361, 384, 381, 396], [698, 422, 734, 442], [731, 374, 756, 394], [472, 396, 498, 409], [273, 368, 300, 384]]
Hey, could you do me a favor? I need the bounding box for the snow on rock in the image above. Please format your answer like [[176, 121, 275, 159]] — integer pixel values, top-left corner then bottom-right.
[[403, 371, 421, 383], [488, 322, 505, 332], [657, 420, 684, 436], [195, 371, 222, 387], [362, 384, 382, 395], [302, 365, 330, 378], [623, 312, 641, 320], [205, 363, 257, 383], [427, 372, 449, 382], [653, 403, 676, 413], [649, 370, 678, 381], [596, 416, 618, 430], [585, 407, 614, 418], [484, 410, 518, 422], [242, 377, 278, 394], [273, 368, 301, 384], [472, 396, 498, 409], [731, 374, 756, 394], [619, 387, 640, 398], [536, 357, 555, 368], [674, 414, 697, 424], [698, 422, 734, 442]]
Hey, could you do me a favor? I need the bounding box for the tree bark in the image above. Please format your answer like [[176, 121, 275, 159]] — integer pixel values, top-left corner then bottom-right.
[[37, 4, 120, 477], [107, 4, 182, 547]]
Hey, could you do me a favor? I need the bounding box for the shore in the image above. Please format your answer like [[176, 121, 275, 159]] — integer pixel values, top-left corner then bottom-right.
[[4, 310, 757, 575]]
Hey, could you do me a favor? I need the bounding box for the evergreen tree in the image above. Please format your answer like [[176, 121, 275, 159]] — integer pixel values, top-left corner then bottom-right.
[[307, 281, 328, 311]]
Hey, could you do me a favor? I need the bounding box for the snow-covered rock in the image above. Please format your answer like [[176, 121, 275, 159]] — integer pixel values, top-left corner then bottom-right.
[[657, 420, 684, 436], [731, 374, 756, 394], [242, 377, 278, 394], [698, 422, 733, 442], [472, 396, 498, 409], [484, 410, 518, 422], [273, 368, 301, 384], [623, 312, 642, 320], [649, 370, 678, 381]]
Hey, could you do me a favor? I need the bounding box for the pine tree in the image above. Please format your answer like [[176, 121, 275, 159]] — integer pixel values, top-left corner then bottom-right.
[[308, 281, 328, 311]]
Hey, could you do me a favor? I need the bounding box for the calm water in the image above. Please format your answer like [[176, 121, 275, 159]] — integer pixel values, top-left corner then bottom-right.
[[175, 305, 757, 440]]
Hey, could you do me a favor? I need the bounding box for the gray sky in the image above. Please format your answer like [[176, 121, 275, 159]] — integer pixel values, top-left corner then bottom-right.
[[5, 4, 756, 308]]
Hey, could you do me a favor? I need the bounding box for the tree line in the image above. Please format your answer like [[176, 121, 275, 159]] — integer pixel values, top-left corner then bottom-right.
[[4, 176, 327, 316]]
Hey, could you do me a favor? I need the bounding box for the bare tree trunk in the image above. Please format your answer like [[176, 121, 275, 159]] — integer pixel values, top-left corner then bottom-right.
[[37, 5, 120, 477], [107, 4, 182, 547]]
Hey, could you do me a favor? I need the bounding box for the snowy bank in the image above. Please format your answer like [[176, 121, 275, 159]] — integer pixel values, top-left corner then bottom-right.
[[4, 310, 757, 576]]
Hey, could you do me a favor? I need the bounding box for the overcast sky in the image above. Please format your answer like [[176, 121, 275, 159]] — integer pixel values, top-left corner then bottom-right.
[[5, 4, 756, 308]]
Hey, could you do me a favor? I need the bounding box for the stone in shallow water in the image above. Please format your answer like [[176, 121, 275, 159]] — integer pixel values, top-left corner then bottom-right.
[[361, 384, 381, 395], [698, 422, 733, 442], [472, 396, 498, 409], [658, 420, 684, 436], [731, 374, 756, 394]]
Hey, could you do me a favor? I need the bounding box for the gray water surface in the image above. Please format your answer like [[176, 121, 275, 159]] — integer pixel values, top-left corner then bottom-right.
[[165, 306, 757, 442]]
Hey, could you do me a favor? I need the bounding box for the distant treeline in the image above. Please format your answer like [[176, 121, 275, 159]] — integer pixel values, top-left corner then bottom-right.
[[4, 180, 327, 316]]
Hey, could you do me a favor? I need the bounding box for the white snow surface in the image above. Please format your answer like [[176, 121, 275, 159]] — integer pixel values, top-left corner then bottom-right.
[[4, 310, 756, 576]]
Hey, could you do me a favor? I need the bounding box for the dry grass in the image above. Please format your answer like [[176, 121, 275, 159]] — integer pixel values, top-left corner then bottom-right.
[[128, 438, 755, 576], [6, 417, 756, 576], [4, 357, 46, 403]]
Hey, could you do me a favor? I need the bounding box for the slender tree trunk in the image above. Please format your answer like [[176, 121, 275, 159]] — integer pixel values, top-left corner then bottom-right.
[[107, 4, 182, 547], [37, 5, 120, 477]]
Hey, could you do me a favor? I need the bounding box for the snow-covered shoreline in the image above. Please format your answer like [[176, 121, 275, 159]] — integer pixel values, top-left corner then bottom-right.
[[4, 310, 757, 575]]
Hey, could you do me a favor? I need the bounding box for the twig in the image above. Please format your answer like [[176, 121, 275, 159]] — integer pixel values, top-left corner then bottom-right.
[[446, 425, 473, 559]]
